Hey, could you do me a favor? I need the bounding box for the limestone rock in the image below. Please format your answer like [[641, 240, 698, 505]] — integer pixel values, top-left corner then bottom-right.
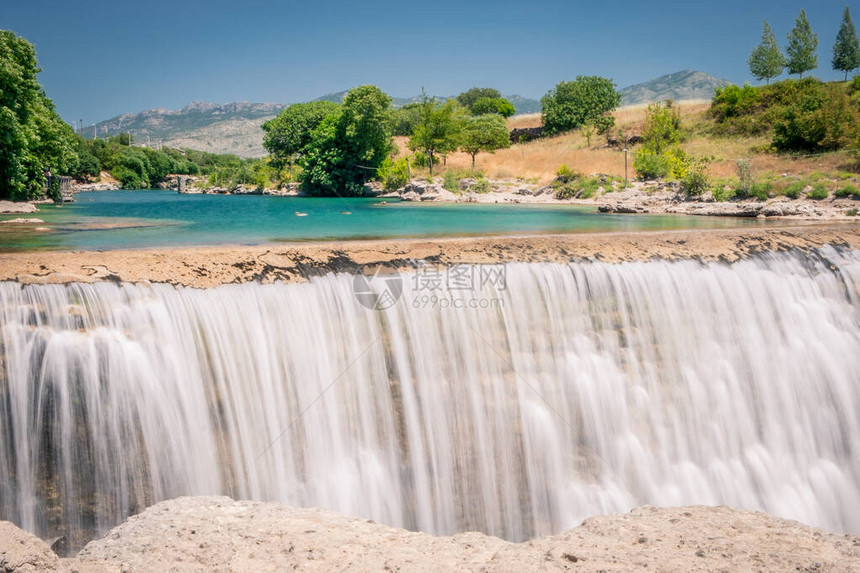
[[0, 521, 61, 573], [0, 202, 37, 214]]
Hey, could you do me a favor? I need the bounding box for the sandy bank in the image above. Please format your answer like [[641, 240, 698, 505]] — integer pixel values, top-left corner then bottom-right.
[[2, 497, 858, 572], [0, 224, 858, 288]]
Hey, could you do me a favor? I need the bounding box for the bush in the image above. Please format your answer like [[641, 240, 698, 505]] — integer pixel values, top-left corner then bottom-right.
[[442, 170, 459, 192], [377, 157, 409, 191], [806, 183, 829, 200], [541, 76, 621, 135], [835, 184, 860, 197], [553, 174, 599, 199], [784, 181, 805, 199], [680, 158, 711, 197], [712, 185, 736, 202], [847, 208, 858, 216], [473, 177, 490, 193], [633, 150, 671, 179], [736, 159, 753, 196], [747, 181, 773, 200]]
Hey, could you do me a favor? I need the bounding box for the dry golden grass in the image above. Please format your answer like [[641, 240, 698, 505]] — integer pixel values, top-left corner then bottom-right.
[[394, 100, 856, 184]]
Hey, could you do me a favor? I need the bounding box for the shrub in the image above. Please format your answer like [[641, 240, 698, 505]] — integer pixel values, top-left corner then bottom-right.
[[377, 157, 410, 191], [633, 150, 671, 180], [747, 181, 773, 201], [835, 184, 860, 197], [553, 175, 599, 199], [442, 170, 460, 192], [555, 164, 579, 181], [712, 185, 736, 202], [736, 159, 753, 196], [806, 183, 829, 200], [680, 158, 711, 197], [784, 180, 806, 199], [473, 177, 490, 193], [847, 208, 858, 216]]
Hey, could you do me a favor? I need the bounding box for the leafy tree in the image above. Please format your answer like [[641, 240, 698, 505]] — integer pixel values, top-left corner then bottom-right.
[[456, 87, 502, 110], [749, 21, 786, 84], [262, 100, 340, 172], [0, 30, 78, 200], [300, 85, 393, 196], [641, 101, 682, 154], [471, 97, 516, 117], [786, 10, 818, 78], [389, 102, 423, 136], [459, 114, 511, 170], [540, 76, 621, 135], [833, 7, 860, 81], [407, 95, 465, 176]]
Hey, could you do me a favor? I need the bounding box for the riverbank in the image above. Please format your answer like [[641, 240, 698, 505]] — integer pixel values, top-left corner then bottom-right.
[[1, 224, 858, 288], [1, 497, 857, 572]]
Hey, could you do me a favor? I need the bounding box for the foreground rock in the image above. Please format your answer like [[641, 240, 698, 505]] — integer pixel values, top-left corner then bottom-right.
[[0, 201, 38, 214], [47, 497, 858, 572]]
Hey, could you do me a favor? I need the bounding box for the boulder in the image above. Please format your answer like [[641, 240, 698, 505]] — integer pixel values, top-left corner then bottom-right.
[[0, 521, 61, 573], [0, 201, 37, 214]]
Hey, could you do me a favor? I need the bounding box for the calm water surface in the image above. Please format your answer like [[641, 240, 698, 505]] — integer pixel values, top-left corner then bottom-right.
[[0, 190, 772, 251]]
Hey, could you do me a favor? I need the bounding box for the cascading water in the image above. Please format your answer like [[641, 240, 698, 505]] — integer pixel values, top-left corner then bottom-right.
[[1, 247, 859, 549]]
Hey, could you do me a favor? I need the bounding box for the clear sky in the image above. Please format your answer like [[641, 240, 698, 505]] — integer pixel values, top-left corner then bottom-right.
[[2, 0, 854, 124]]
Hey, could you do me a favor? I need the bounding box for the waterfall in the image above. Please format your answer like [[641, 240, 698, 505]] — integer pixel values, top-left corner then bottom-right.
[[1, 247, 859, 548]]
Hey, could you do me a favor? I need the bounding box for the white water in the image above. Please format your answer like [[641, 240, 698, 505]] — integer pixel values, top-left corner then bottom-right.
[[1, 248, 859, 545]]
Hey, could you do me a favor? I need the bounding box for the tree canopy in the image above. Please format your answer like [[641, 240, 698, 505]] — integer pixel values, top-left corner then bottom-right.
[[471, 97, 516, 118], [459, 114, 510, 170], [262, 100, 340, 168], [300, 85, 393, 196], [0, 30, 78, 200], [540, 76, 621, 135], [407, 96, 465, 176], [749, 21, 785, 84], [833, 7, 860, 80], [786, 10, 818, 78], [456, 88, 502, 110]]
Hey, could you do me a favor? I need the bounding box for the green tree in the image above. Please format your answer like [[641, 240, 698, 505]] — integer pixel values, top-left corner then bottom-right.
[[786, 10, 818, 78], [641, 101, 682, 154], [407, 95, 465, 176], [389, 102, 423, 136], [0, 30, 78, 201], [456, 87, 502, 110], [749, 21, 786, 84], [540, 76, 621, 135], [459, 114, 511, 170], [300, 85, 393, 196], [470, 97, 516, 117], [833, 7, 860, 80], [262, 100, 340, 172]]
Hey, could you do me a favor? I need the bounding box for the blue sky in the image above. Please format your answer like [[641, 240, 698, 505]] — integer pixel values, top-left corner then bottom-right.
[[2, 0, 854, 124]]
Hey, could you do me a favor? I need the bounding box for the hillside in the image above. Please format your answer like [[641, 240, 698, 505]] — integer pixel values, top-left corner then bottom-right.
[[620, 70, 731, 105], [90, 101, 287, 158]]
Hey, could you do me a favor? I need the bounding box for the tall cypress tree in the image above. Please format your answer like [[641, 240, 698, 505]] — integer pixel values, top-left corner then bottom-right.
[[833, 7, 860, 80], [786, 9, 818, 78], [749, 21, 785, 84]]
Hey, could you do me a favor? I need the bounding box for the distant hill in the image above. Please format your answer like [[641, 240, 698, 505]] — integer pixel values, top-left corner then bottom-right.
[[90, 101, 288, 158], [619, 70, 730, 106]]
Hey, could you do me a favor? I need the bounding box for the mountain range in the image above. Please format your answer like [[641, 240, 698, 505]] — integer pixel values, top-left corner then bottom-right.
[[88, 71, 730, 158]]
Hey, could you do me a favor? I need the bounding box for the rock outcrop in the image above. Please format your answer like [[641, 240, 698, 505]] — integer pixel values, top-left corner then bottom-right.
[[0, 202, 38, 214], [4, 497, 856, 572]]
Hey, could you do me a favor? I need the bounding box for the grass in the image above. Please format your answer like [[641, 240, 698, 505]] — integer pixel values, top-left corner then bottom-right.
[[394, 100, 860, 185]]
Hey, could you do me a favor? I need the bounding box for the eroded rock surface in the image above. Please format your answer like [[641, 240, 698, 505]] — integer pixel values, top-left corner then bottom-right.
[[55, 497, 860, 572]]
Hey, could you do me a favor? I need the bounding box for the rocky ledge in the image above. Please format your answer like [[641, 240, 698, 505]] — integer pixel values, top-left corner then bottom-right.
[[1, 497, 858, 572]]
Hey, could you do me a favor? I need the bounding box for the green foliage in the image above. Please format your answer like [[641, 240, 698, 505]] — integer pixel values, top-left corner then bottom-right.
[[472, 176, 490, 193], [633, 150, 672, 179], [300, 85, 393, 196], [389, 103, 423, 136], [456, 88, 502, 110], [834, 184, 860, 197], [773, 85, 859, 151], [540, 76, 621, 135], [784, 180, 806, 199], [744, 181, 773, 201], [442, 170, 460, 192], [847, 207, 859, 216], [262, 100, 340, 168], [680, 161, 710, 197], [459, 114, 510, 169], [712, 185, 736, 202], [736, 159, 753, 195], [786, 10, 818, 78], [552, 167, 599, 199], [833, 8, 860, 80], [377, 157, 410, 191], [641, 101, 683, 154], [407, 94, 465, 176], [0, 30, 79, 200], [749, 21, 786, 84], [806, 183, 829, 199], [470, 97, 516, 117]]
